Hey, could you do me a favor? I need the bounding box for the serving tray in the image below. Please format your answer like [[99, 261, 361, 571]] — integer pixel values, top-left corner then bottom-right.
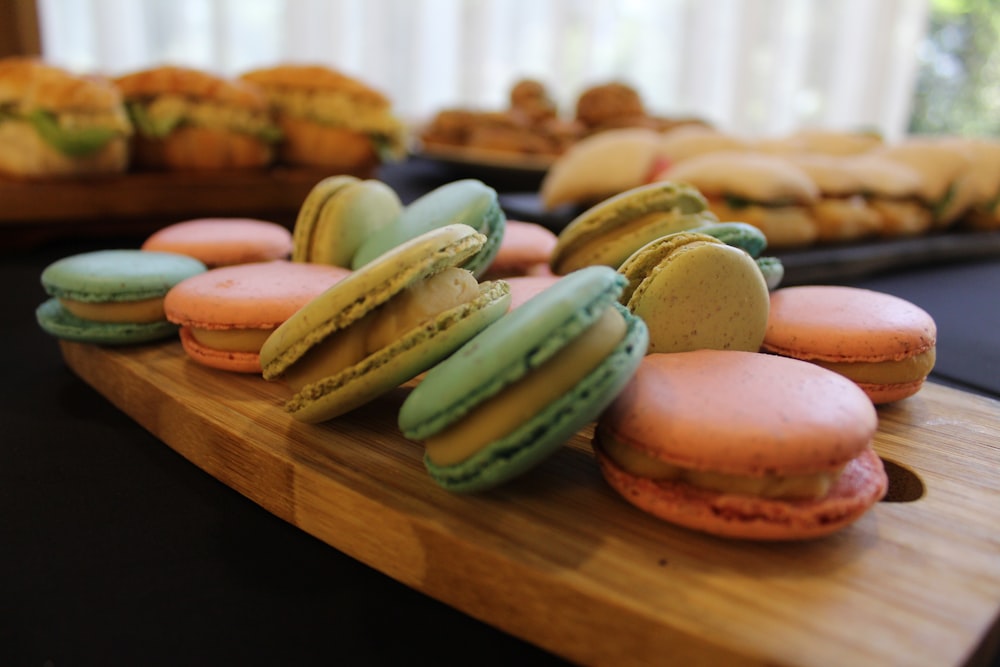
[[59, 339, 1000, 667]]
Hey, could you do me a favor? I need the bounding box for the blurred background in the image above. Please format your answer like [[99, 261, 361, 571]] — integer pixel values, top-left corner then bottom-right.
[[6, 0, 998, 142]]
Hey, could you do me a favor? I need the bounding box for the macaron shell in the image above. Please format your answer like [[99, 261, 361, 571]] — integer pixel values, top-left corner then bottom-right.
[[308, 179, 402, 266], [36, 298, 179, 345], [177, 327, 261, 373], [762, 285, 937, 363], [424, 302, 648, 493], [594, 446, 887, 540], [621, 234, 770, 354], [483, 220, 557, 277], [261, 224, 487, 380], [398, 266, 629, 440], [142, 218, 293, 267], [292, 175, 359, 263], [164, 261, 352, 329], [351, 179, 505, 276], [505, 275, 561, 311], [41, 250, 207, 302], [598, 350, 878, 476], [285, 280, 511, 423]]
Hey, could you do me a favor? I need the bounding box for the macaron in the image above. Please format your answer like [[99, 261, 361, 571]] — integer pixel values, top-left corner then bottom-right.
[[37, 249, 207, 345], [164, 261, 351, 373], [549, 181, 718, 275], [291, 175, 402, 267], [697, 221, 785, 290], [504, 275, 561, 310], [481, 220, 558, 279], [594, 350, 887, 540], [397, 265, 649, 493], [351, 179, 506, 277], [761, 285, 937, 404], [617, 231, 770, 353], [141, 218, 293, 267], [260, 224, 511, 423]]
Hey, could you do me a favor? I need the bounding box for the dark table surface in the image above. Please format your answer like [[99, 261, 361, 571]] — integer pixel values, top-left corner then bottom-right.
[[3, 159, 998, 667]]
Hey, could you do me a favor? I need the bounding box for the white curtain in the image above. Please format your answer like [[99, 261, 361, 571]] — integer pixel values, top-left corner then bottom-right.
[[36, 0, 929, 141]]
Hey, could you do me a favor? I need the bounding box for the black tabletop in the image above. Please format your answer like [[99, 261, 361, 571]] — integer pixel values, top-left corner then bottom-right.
[[3, 160, 998, 667]]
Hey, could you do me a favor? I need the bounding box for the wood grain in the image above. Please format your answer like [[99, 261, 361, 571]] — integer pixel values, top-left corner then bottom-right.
[[59, 339, 1000, 667]]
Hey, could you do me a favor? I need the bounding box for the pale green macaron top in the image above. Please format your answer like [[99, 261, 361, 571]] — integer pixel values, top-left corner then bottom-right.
[[549, 181, 718, 275], [261, 223, 511, 423], [41, 249, 207, 302], [291, 174, 402, 267], [618, 231, 770, 354], [351, 179, 505, 277]]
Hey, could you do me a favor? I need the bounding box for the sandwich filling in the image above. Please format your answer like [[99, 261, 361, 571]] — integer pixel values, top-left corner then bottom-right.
[[424, 305, 627, 466], [1, 106, 131, 156], [597, 431, 844, 500], [126, 96, 282, 141], [283, 268, 479, 391]]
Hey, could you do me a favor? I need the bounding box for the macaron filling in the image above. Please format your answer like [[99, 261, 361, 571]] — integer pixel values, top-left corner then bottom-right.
[[424, 304, 627, 466], [811, 348, 936, 385], [283, 267, 480, 391], [59, 296, 165, 324], [189, 327, 274, 353], [596, 432, 843, 500]]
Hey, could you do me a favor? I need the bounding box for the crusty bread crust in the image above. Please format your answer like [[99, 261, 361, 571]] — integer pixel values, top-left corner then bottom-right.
[[0, 56, 125, 112], [0, 120, 128, 178], [241, 64, 389, 107], [275, 116, 377, 173], [130, 126, 273, 170], [114, 65, 270, 111]]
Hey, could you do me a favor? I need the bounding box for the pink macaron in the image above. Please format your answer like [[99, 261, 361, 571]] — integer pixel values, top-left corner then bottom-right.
[[482, 220, 558, 279], [593, 350, 887, 540], [143, 218, 293, 267], [761, 285, 937, 404], [164, 260, 350, 373]]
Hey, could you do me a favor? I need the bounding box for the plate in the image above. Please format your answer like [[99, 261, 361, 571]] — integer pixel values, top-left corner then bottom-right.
[[411, 143, 556, 174]]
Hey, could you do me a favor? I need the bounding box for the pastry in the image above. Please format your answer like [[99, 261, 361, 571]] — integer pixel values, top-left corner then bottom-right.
[[593, 350, 887, 540], [291, 175, 402, 267], [549, 181, 716, 275], [481, 220, 557, 279], [761, 285, 937, 404], [657, 150, 821, 248], [36, 249, 206, 344], [164, 260, 350, 373], [351, 179, 505, 277], [617, 231, 770, 354], [142, 218, 293, 267], [240, 63, 406, 173], [397, 265, 647, 493], [114, 65, 280, 170], [786, 153, 882, 242], [0, 56, 131, 178], [260, 224, 510, 422]]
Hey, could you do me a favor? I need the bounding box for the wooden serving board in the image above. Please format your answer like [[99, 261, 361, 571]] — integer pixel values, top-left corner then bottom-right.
[[59, 339, 1000, 667]]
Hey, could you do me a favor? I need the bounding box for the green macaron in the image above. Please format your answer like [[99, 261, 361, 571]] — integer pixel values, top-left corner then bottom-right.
[[260, 223, 511, 423], [698, 221, 785, 290], [37, 249, 207, 345], [549, 181, 718, 275], [398, 265, 648, 493], [351, 179, 506, 277], [291, 175, 402, 267]]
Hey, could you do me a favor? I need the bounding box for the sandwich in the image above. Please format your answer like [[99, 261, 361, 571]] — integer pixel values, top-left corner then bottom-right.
[[846, 153, 932, 237], [786, 153, 882, 242], [658, 151, 820, 248], [114, 65, 280, 170], [240, 64, 406, 174], [0, 57, 131, 178]]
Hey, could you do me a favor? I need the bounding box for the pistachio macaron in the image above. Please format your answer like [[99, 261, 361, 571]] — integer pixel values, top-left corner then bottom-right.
[[260, 224, 511, 422], [398, 266, 648, 493], [548, 181, 718, 275], [761, 285, 937, 403], [352, 179, 506, 277], [37, 249, 206, 345], [617, 231, 770, 353], [594, 350, 887, 540], [292, 174, 402, 267]]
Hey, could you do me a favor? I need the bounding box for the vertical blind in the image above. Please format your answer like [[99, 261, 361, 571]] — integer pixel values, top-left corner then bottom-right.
[[36, 0, 929, 140]]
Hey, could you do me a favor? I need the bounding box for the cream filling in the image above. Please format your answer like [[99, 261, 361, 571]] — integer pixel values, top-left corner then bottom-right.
[[814, 347, 935, 385], [143, 95, 277, 136], [599, 434, 842, 500], [60, 297, 164, 323], [425, 306, 626, 467], [190, 327, 273, 353], [283, 268, 479, 392], [268, 89, 404, 139]]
